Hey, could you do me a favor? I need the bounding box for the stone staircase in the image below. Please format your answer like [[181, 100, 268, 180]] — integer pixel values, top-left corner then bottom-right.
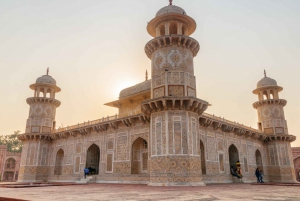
[[232, 176, 244, 183], [76, 176, 96, 184]]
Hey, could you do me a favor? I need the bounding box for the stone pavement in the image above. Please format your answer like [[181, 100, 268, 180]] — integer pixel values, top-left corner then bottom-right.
[[0, 183, 299, 201]]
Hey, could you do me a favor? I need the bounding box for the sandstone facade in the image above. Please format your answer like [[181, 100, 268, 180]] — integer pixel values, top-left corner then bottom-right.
[[17, 1, 297, 185], [0, 145, 21, 181]]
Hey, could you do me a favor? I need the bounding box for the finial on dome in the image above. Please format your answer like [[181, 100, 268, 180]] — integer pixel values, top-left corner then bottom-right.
[[169, 0, 173, 6], [264, 69, 266, 77], [145, 70, 148, 81], [47, 67, 49, 75]]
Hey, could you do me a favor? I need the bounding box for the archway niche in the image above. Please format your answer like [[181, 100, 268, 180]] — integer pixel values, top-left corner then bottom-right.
[[200, 140, 206, 174], [54, 149, 64, 175], [255, 149, 264, 172], [159, 24, 165, 36], [131, 137, 148, 174], [169, 21, 178, 35], [229, 144, 239, 170], [86, 144, 100, 175]]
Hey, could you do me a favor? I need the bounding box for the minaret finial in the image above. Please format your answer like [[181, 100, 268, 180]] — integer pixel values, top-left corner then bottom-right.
[[264, 69, 266, 77], [169, 0, 173, 6], [47, 67, 49, 75], [145, 70, 148, 81]]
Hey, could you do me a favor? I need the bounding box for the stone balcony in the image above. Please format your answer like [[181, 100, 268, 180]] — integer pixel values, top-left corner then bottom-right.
[[145, 34, 200, 58], [253, 99, 287, 109], [141, 96, 208, 115], [26, 97, 61, 107]]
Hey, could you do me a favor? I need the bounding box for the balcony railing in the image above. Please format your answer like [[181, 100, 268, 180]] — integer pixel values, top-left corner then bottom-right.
[[53, 114, 118, 133], [202, 113, 260, 132]]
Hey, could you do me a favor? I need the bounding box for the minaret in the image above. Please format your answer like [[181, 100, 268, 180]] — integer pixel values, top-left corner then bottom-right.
[[18, 70, 61, 182], [252, 71, 287, 134], [25, 69, 61, 134], [253, 72, 296, 182], [142, 1, 209, 186]]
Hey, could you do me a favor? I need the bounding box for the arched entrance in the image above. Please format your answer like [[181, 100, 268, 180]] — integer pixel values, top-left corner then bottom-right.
[[255, 149, 263, 172], [131, 138, 148, 174], [229, 144, 239, 170], [3, 172, 14, 181], [200, 140, 206, 174], [293, 157, 300, 181], [54, 149, 64, 175], [5, 158, 16, 169], [86, 144, 100, 175]]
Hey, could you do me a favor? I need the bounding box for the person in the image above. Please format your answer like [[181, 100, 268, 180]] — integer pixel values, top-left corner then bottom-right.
[[255, 168, 260, 183], [259, 170, 264, 183], [230, 166, 240, 178], [84, 167, 89, 179]]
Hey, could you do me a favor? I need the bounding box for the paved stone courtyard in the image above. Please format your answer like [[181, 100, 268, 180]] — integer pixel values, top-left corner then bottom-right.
[[0, 183, 300, 201]]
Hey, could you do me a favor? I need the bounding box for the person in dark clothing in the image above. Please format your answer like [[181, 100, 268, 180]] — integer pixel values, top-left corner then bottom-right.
[[84, 167, 89, 179], [231, 166, 240, 178], [259, 170, 264, 183], [255, 168, 260, 183]]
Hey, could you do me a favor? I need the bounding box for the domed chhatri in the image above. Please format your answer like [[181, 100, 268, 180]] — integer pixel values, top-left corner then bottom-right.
[[29, 68, 61, 92], [253, 70, 283, 94], [147, 0, 196, 37]]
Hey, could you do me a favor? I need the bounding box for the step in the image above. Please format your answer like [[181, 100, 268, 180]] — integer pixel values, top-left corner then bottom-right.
[[232, 176, 244, 183]]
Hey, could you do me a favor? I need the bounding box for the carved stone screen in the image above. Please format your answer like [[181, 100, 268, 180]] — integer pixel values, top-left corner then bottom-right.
[[106, 154, 113, 172], [219, 153, 224, 172]]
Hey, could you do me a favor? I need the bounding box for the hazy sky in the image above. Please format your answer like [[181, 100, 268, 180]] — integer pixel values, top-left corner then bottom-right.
[[1, 0, 300, 146]]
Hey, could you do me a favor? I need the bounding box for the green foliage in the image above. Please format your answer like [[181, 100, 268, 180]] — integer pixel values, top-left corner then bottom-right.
[[0, 130, 23, 153]]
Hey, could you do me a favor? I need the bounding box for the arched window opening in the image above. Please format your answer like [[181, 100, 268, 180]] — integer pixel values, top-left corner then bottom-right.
[[131, 138, 148, 174], [182, 25, 187, 36], [86, 144, 100, 175], [159, 24, 165, 36], [39, 88, 45, 97], [5, 158, 16, 169], [229, 144, 239, 171], [256, 149, 264, 172], [294, 157, 300, 181], [200, 140, 206, 174], [270, 90, 275, 100], [263, 90, 268, 100], [54, 149, 64, 175], [169, 22, 177, 35]]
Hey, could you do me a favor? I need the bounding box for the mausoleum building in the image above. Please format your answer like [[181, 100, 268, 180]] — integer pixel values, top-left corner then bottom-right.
[[17, 1, 297, 185]]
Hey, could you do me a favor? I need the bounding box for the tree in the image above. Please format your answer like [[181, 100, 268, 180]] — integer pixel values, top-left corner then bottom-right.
[[0, 130, 23, 152]]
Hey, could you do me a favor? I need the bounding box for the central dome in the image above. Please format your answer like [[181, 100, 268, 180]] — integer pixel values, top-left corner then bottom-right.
[[257, 77, 277, 88], [156, 5, 186, 17]]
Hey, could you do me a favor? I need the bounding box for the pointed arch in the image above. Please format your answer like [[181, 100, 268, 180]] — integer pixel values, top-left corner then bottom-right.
[[131, 137, 148, 174], [54, 149, 64, 175], [5, 158, 16, 169], [229, 144, 239, 170], [255, 149, 264, 172], [86, 144, 100, 175]]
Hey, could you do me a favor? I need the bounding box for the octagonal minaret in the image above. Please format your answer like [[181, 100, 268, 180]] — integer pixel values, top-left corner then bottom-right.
[[18, 69, 61, 182], [253, 71, 296, 182], [253, 71, 287, 135], [142, 1, 209, 186]]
